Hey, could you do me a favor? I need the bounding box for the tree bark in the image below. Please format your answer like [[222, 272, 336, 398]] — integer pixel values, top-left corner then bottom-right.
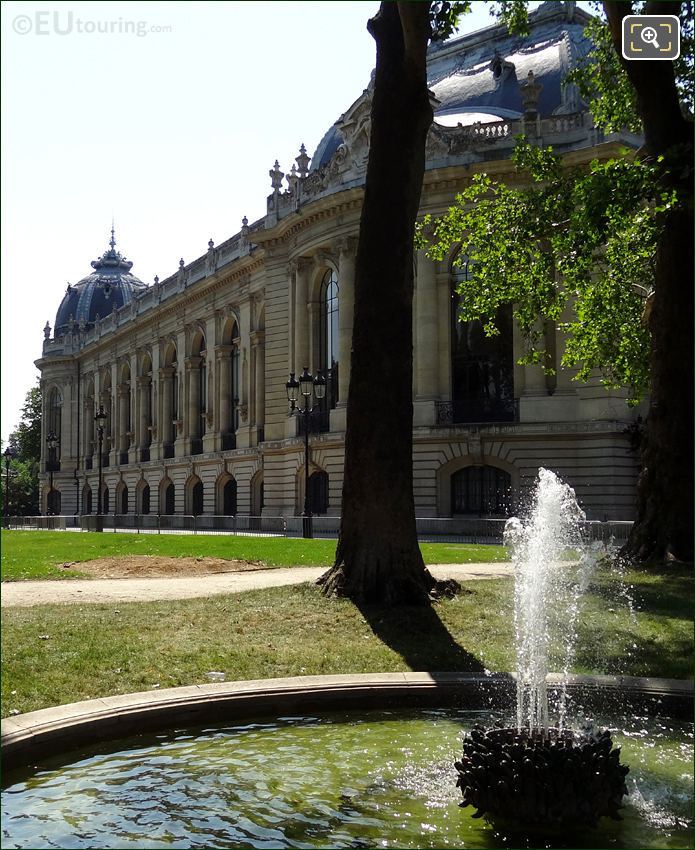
[[319, 2, 457, 604], [604, 2, 694, 562]]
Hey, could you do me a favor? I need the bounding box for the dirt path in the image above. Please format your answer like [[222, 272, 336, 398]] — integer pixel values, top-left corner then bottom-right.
[[1, 563, 512, 607]]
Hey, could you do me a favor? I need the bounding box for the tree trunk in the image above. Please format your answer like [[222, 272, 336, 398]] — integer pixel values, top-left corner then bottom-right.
[[604, 2, 694, 562], [319, 2, 457, 604]]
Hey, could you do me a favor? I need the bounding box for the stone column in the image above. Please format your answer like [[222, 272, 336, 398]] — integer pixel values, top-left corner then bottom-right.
[[294, 258, 311, 375], [416, 249, 439, 400], [335, 238, 357, 404]]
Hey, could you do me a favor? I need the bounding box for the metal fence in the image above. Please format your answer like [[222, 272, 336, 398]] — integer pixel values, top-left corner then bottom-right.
[[2, 515, 634, 545]]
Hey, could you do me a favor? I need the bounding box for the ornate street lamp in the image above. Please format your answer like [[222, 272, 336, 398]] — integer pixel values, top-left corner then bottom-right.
[[94, 405, 108, 523], [3, 447, 12, 527], [286, 367, 326, 539], [46, 432, 59, 515]]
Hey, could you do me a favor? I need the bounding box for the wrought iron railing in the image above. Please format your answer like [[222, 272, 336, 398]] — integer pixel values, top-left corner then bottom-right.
[[295, 408, 331, 437], [435, 398, 519, 426], [3, 514, 634, 545]]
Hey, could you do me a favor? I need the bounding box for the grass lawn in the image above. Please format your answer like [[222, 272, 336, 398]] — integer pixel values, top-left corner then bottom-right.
[[2, 565, 691, 717], [0, 530, 508, 581]]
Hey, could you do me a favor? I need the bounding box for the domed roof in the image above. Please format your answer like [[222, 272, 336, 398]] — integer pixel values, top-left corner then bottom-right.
[[54, 230, 148, 335], [311, 1, 591, 171]]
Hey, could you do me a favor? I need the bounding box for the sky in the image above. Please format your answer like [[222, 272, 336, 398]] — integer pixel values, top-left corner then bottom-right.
[[1, 0, 567, 442]]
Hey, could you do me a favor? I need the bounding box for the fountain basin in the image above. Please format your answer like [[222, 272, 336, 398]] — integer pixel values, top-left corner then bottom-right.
[[2, 672, 692, 771], [2, 681, 693, 850]]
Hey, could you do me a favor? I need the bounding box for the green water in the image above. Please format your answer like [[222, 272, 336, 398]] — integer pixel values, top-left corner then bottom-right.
[[2, 709, 692, 849]]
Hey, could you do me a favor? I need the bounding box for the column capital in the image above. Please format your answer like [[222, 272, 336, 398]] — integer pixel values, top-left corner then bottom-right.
[[158, 366, 175, 378], [136, 375, 152, 387], [250, 330, 265, 347], [214, 344, 234, 358], [313, 249, 335, 272], [185, 355, 203, 369], [333, 236, 359, 259], [289, 256, 312, 276]]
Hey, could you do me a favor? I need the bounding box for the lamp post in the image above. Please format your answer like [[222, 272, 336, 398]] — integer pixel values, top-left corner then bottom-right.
[[286, 367, 326, 539], [46, 432, 59, 515], [3, 447, 12, 526], [94, 405, 108, 524]]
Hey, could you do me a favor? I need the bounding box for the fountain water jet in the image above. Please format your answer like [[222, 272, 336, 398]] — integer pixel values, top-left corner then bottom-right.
[[455, 468, 630, 827]]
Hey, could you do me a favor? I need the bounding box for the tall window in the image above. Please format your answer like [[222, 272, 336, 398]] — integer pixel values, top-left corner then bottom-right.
[[319, 269, 339, 410], [162, 480, 174, 515], [48, 389, 62, 461], [223, 478, 237, 515], [191, 479, 203, 516], [232, 342, 240, 431], [451, 466, 511, 516], [308, 470, 329, 515], [451, 255, 514, 422]]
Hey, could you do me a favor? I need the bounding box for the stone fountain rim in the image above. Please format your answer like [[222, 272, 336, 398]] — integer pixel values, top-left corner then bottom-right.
[[2, 672, 692, 772]]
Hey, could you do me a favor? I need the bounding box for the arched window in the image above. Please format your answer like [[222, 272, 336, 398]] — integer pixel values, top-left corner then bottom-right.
[[308, 470, 329, 515], [47, 488, 61, 515], [451, 466, 511, 516], [102, 486, 110, 515], [191, 479, 203, 516], [319, 270, 339, 410], [161, 480, 174, 515], [140, 484, 150, 515], [119, 485, 128, 515], [451, 255, 514, 422], [223, 478, 237, 515]]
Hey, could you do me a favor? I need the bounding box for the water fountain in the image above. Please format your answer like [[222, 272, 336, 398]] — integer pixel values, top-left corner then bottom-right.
[[454, 469, 629, 827], [2, 470, 692, 847]]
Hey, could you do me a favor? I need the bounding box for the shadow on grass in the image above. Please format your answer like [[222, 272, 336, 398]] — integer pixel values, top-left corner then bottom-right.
[[589, 571, 694, 622], [356, 599, 485, 673], [574, 623, 693, 680]]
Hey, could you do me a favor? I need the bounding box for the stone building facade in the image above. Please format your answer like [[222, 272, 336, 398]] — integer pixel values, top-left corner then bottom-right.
[[36, 3, 643, 522]]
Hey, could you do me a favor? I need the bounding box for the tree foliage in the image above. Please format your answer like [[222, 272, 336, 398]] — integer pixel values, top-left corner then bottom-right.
[[565, 2, 693, 133], [422, 142, 675, 401], [2, 383, 41, 516]]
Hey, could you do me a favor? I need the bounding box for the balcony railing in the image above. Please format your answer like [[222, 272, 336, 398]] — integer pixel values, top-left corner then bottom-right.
[[191, 438, 203, 455], [222, 433, 236, 451], [140, 448, 150, 462], [163, 443, 174, 459], [296, 408, 331, 437], [435, 398, 519, 426], [119, 451, 129, 465]]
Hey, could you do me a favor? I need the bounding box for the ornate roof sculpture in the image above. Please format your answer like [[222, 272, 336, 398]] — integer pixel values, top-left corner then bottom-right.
[[53, 229, 148, 336]]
